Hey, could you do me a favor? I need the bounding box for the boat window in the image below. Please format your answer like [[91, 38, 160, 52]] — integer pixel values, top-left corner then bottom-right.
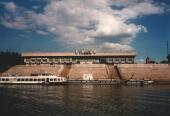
[[34, 79, 37, 81], [50, 79, 53, 81], [54, 79, 56, 81], [29, 79, 33, 81], [2, 79, 5, 81], [21, 79, 25, 81], [25, 79, 28, 81], [58, 78, 60, 81], [0, 78, 1, 81], [38, 79, 41, 81], [17, 79, 21, 81], [5, 79, 9, 81]]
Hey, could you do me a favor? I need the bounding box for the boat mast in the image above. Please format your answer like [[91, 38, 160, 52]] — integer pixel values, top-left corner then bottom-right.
[[167, 40, 169, 56]]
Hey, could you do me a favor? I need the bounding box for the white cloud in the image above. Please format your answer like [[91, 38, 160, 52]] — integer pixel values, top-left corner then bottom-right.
[[114, 2, 164, 20], [102, 42, 134, 51], [0, 2, 36, 30], [2, 2, 17, 12], [33, 0, 164, 45], [1, 18, 28, 29], [84, 36, 95, 44], [0, 0, 166, 51], [36, 30, 49, 35]]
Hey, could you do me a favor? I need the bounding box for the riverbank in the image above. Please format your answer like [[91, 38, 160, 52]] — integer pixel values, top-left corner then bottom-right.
[[118, 64, 170, 84], [1, 64, 170, 84]]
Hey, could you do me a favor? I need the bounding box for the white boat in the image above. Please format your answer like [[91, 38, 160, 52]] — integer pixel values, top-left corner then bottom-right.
[[125, 79, 154, 85], [144, 80, 154, 84], [0, 74, 67, 85]]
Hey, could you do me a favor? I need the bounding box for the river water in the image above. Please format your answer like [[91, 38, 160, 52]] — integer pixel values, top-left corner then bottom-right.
[[0, 85, 170, 116]]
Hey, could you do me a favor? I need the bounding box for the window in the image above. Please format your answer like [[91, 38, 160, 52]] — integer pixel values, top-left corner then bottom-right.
[[128, 58, 132, 61], [109, 58, 113, 61], [115, 58, 119, 61], [121, 58, 126, 61]]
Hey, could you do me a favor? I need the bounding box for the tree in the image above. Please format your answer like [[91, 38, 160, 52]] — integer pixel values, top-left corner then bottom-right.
[[0, 51, 21, 72]]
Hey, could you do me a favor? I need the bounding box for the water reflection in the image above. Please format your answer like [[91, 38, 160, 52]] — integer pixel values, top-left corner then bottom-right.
[[0, 85, 170, 116]]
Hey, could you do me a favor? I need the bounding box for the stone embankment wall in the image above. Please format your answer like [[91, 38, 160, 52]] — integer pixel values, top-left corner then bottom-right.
[[68, 64, 116, 80], [118, 64, 170, 84], [2, 64, 170, 84], [2, 64, 117, 80], [2, 65, 63, 76]]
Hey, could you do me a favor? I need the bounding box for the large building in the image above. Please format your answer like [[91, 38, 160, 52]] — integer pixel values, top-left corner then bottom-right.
[[21, 50, 136, 65]]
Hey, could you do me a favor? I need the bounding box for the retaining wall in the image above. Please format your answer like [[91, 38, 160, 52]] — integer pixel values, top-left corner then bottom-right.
[[118, 64, 170, 83]]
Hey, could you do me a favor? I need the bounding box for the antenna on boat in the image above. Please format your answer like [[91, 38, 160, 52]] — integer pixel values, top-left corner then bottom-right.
[[167, 40, 169, 56]]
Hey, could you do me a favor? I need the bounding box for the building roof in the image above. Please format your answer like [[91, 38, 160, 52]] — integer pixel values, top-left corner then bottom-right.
[[21, 51, 136, 57]]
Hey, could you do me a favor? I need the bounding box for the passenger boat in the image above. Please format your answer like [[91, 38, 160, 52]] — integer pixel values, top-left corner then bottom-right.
[[125, 79, 154, 85], [0, 74, 67, 85]]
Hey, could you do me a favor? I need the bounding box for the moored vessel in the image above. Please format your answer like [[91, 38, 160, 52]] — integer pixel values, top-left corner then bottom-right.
[[0, 73, 67, 85], [125, 79, 154, 85]]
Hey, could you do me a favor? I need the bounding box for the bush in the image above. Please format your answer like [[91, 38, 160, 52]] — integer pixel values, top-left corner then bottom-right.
[[0, 51, 21, 72]]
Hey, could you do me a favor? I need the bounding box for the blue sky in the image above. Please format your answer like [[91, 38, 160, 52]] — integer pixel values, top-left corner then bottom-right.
[[0, 0, 170, 63]]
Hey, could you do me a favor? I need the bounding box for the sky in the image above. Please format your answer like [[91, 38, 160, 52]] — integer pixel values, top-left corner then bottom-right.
[[0, 0, 170, 63]]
